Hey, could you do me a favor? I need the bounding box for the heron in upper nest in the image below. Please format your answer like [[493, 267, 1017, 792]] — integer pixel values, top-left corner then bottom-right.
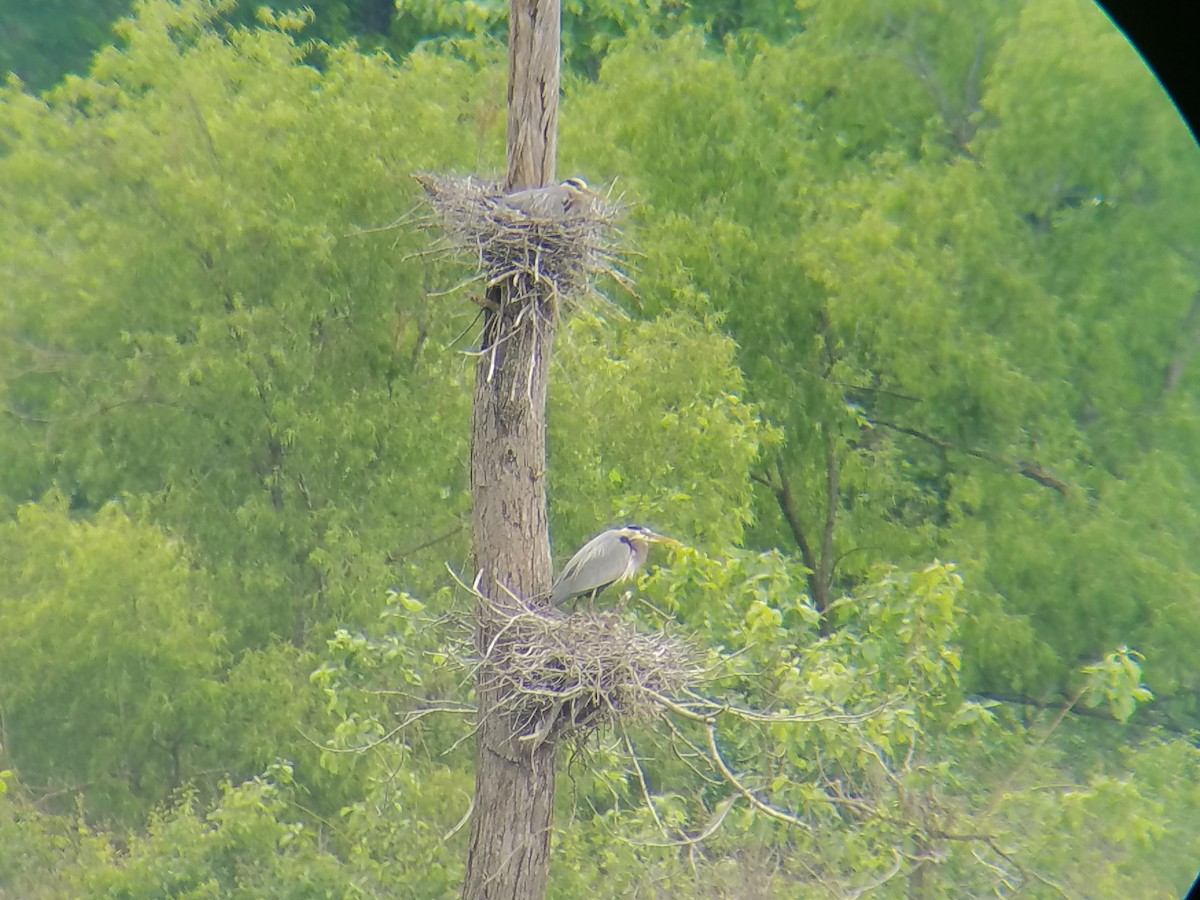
[[501, 177, 593, 218], [550, 525, 679, 608]]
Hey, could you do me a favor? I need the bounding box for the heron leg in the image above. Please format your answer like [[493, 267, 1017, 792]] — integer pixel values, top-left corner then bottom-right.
[[616, 588, 632, 612]]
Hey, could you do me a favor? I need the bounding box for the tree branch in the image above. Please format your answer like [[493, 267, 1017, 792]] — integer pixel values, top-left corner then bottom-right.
[[818, 431, 838, 636], [387, 522, 465, 563], [885, 17, 986, 157], [868, 417, 1071, 496], [770, 458, 832, 628], [704, 723, 811, 832]]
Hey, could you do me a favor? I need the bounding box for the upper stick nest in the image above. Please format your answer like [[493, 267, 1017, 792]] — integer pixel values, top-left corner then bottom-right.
[[413, 173, 627, 310], [471, 595, 702, 746]]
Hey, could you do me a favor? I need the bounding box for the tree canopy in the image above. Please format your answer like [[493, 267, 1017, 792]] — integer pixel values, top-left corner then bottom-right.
[[1, 0, 1198, 896]]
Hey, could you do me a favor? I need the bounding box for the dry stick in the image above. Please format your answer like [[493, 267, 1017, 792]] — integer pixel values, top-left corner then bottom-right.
[[663, 718, 723, 786], [628, 794, 739, 850], [444, 309, 485, 353], [522, 316, 539, 405], [343, 206, 425, 236], [445, 565, 532, 677], [564, 721, 735, 853], [654, 686, 1026, 892], [442, 794, 476, 841], [981, 686, 1086, 820], [704, 723, 812, 831], [477, 845, 526, 893], [648, 688, 922, 841], [675, 687, 895, 725], [843, 850, 905, 900], [297, 704, 473, 755], [399, 245, 452, 261], [970, 845, 1020, 893], [619, 722, 670, 839], [860, 740, 906, 789], [442, 723, 484, 757], [982, 837, 1074, 900], [388, 522, 465, 562], [427, 273, 487, 297], [459, 311, 530, 358]]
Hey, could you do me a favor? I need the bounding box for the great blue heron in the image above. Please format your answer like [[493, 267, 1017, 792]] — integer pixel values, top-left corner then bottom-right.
[[550, 525, 679, 608], [501, 177, 592, 218]]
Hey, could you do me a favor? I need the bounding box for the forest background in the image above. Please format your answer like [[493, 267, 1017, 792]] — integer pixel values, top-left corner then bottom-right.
[[1, 0, 1199, 897]]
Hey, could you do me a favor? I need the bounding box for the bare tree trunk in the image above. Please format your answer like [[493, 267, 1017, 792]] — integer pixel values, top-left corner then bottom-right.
[[505, 0, 559, 192], [460, 2, 561, 898], [460, 315, 556, 899]]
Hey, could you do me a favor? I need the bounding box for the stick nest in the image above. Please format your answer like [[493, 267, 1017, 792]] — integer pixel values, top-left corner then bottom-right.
[[413, 173, 627, 309], [473, 597, 702, 745]]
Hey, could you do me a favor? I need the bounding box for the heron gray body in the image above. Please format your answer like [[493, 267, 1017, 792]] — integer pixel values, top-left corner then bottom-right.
[[550, 525, 675, 607], [501, 177, 591, 218]]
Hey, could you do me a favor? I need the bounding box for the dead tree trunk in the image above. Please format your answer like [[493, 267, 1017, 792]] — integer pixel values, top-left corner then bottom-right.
[[460, 2, 561, 898]]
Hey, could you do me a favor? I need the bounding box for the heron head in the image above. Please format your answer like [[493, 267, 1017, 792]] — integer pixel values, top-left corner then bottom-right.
[[561, 176, 590, 195], [615, 525, 680, 547]]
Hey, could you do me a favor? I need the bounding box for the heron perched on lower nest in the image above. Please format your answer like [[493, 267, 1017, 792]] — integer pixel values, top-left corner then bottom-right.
[[551, 525, 680, 609], [452, 523, 696, 747], [474, 598, 701, 748]]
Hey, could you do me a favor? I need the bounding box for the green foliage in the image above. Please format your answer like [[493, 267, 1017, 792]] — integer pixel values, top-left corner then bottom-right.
[[563, 0, 1200, 709], [330, 760, 470, 898], [553, 557, 1171, 897], [0, 492, 348, 826], [0, 0, 488, 655], [0, 0, 811, 95], [70, 767, 365, 899], [2, 0, 1199, 897], [0, 493, 225, 821], [1081, 646, 1155, 723], [351, 0, 807, 77], [0, 776, 101, 898], [0, 0, 135, 91], [550, 311, 774, 553]]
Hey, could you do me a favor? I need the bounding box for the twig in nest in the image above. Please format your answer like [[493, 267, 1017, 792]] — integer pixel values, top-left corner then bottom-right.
[[457, 585, 702, 747], [411, 172, 626, 317]]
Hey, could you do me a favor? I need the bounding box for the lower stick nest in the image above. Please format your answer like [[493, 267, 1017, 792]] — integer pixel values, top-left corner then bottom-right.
[[473, 597, 702, 746], [413, 173, 628, 312]]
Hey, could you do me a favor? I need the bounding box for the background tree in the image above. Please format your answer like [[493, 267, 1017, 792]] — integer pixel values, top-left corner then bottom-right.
[[563, 0, 1200, 711], [1, 0, 1198, 896]]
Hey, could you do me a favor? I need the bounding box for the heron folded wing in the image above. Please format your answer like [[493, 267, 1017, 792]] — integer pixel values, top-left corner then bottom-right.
[[550, 531, 635, 605]]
